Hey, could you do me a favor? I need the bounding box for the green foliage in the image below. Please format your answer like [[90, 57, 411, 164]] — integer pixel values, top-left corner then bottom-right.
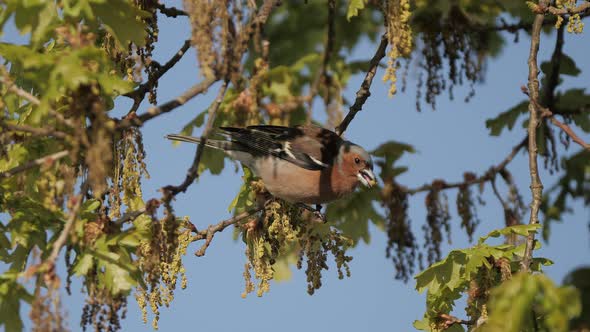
[[484, 273, 580, 332], [414, 224, 552, 331], [0, 272, 33, 332], [563, 267, 590, 330], [541, 150, 590, 241], [326, 186, 385, 244], [372, 141, 415, 180], [227, 167, 257, 215], [265, 0, 380, 67], [540, 53, 581, 78]]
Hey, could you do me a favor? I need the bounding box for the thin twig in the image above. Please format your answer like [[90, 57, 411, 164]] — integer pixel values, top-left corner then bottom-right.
[[124, 39, 192, 112], [490, 178, 509, 212], [406, 137, 527, 195], [193, 207, 263, 256], [0, 150, 69, 180], [532, 22, 590, 150], [156, 3, 188, 17], [542, 109, 590, 150], [475, 11, 590, 32], [1, 121, 68, 139], [306, 0, 336, 124], [521, 2, 547, 272], [335, 34, 388, 136], [0, 75, 41, 105], [116, 76, 218, 129], [163, 80, 229, 195], [44, 183, 88, 272], [112, 208, 147, 226], [438, 314, 475, 329]]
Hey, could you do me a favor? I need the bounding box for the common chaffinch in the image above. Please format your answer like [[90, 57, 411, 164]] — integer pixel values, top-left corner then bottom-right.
[[166, 125, 376, 205]]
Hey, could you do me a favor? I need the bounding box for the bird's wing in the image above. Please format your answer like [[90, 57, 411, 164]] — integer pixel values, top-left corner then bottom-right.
[[219, 125, 342, 170]]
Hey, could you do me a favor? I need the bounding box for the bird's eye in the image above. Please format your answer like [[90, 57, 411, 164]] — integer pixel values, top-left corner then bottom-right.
[[354, 157, 360, 164]]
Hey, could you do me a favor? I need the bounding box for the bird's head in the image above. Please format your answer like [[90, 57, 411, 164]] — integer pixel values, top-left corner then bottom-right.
[[338, 142, 376, 188]]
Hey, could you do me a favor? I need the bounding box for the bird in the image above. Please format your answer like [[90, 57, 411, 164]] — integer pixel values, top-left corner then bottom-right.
[[166, 125, 376, 206]]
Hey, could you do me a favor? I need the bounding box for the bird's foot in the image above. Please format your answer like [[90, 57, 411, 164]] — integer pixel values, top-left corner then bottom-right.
[[297, 203, 327, 223]]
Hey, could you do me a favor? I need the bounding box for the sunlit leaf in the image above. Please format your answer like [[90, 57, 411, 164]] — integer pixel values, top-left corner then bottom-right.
[[347, 0, 367, 21], [485, 100, 528, 136]]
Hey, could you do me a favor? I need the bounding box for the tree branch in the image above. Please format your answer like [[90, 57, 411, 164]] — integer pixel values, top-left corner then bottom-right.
[[521, 2, 547, 272], [473, 8, 590, 32], [163, 80, 229, 196], [533, 22, 590, 150], [0, 150, 69, 180], [43, 182, 88, 281], [123, 39, 192, 113], [112, 208, 147, 226], [0, 71, 75, 128], [0, 74, 41, 105], [193, 207, 263, 257], [0, 121, 68, 139], [156, 3, 188, 17], [542, 109, 590, 150], [116, 76, 218, 129], [335, 34, 388, 136], [406, 137, 527, 195]]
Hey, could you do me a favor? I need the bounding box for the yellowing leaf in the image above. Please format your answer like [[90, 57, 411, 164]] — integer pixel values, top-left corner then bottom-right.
[[347, 0, 367, 21]]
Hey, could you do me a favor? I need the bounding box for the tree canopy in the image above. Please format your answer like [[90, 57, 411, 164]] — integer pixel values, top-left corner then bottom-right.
[[0, 0, 589, 331]]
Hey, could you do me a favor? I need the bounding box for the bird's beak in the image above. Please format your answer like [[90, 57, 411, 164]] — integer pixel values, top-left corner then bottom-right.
[[357, 169, 377, 188]]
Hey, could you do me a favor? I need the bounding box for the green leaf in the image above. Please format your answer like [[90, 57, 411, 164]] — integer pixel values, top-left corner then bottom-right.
[[483, 273, 581, 332], [478, 224, 541, 244], [179, 110, 208, 139], [413, 317, 432, 331], [326, 186, 385, 245], [347, 0, 367, 21], [91, 237, 142, 295], [540, 53, 581, 77], [82, 199, 101, 213], [72, 253, 94, 276], [91, 1, 148, 46], [372, 141, 414, 180], [62, 0, 148, 46], [228, 167, 255, 214], [530, 257, 553, 272], [0, 272, 32, 332], [563, 267, 590, 330], [485, 100, 528, 136], [198, 147, 226, 176]]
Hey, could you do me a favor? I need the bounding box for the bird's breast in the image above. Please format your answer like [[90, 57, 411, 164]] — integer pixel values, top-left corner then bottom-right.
[[253, 158, 357, 204]]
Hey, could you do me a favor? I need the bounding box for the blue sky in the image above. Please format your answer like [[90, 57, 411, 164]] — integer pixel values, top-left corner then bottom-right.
[[3, 2, 590, 331]]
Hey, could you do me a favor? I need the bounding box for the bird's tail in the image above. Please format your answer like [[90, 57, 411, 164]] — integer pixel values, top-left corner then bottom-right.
[[165, 134, 234, 150]]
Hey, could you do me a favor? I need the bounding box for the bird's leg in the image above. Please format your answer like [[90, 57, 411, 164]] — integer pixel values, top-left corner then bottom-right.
[[296, 203, 327, 223], [313, 204, 326, 223]]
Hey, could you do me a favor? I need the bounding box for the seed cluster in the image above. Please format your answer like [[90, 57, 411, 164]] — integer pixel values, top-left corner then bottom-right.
[[241, 199, 353, 297], [382, 0, 414, 97], [554, 0, 585, 34], [382, 180, 418, 282], [135, 214, 192, 330], [423, 181, 452, 265]]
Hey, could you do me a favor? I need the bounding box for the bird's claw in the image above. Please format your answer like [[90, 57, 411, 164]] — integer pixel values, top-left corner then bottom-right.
[[313, 210, 327, 223], [295, 203, 327, 223]]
